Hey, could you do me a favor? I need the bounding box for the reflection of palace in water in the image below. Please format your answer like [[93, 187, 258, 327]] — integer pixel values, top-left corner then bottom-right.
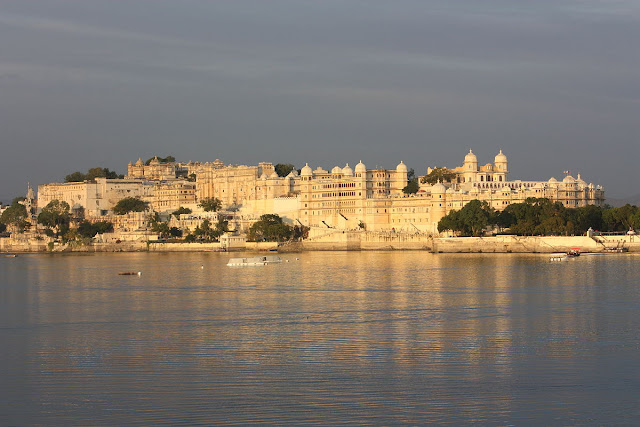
[[35, 150, 605, 235]]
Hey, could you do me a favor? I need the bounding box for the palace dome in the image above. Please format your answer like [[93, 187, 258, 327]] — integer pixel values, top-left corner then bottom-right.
[[342, 164, 353, 176], [300, 163, 312, 176], [135, 158, 144, 166], [396, 161, 408, 173], [355, 160, 366, 173], [494, 149, 507, 163], [464, 150, 477, 163], [331, 166, 342, 174], [431, 182, 446, 194], [563, 175, 575, 183], [548, 177, 558, 183]]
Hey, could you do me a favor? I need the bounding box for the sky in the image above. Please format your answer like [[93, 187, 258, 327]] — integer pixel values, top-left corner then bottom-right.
[[1, 0, 639, 203]]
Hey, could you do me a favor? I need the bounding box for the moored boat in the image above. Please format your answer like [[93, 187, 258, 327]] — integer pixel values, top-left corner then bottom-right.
[[227, 255, 283, 266], [550, 253, 568, 262]]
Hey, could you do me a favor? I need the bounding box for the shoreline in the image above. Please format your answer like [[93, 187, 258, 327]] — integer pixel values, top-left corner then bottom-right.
[[2, 234, 638, 254]]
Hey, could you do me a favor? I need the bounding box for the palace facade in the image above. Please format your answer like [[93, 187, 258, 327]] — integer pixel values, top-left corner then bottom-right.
[[35, 150, 605, 237]]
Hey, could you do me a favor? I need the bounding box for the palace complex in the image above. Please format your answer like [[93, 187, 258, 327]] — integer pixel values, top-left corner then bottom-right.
[[33, 151, 605, 239]]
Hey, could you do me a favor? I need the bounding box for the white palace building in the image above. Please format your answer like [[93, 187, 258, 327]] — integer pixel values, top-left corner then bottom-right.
[[37, 150, 605, 236]]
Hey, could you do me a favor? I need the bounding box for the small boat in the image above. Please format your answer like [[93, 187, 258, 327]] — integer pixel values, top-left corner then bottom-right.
[[227, 255, 283, 266], [567, 249, 580, 257], [118, 272, 141, 276], [550, 253, 568, 262], [604, 246, 629, 253]]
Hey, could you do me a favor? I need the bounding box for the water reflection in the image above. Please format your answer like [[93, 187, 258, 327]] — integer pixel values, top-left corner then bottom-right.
[[1, 252, 639, 425]]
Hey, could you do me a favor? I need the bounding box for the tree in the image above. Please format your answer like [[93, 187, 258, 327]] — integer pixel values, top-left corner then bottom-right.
[[151, 221, 170, 238], [247, 214, 293, 242], [77, 220, 114, 238], [64, 171, 86, 182], [168, 227, 183, 238], [438, 200, 495, 236], [145, 155, 175, 165], [421, 167, 456, 184], [37, 200, 71, 236], [274, 163, 296, 177], [198, 197, 222, 212], [65, 167, 122, 182], [403, 179, 419, 194], [172, 206, 192, 218], [0, 197, 29, 232], [0, 222, 5, 233], [113, 197, 148, 215]]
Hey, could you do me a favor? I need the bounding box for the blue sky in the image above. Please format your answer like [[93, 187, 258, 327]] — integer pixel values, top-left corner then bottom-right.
[[1, 0, 638, 202]]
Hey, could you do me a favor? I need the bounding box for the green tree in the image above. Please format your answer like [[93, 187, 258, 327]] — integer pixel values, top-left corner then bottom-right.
[[0, 197, 29, 232], [421, 167, 456, 184], [77, 220, 113, 238], [402, 178, 419, 194], [65, 168, 122, 182], [274, 163, 296, 177], [64, 171, 86, 182], [438, 200, 495, 236], [151, 221, 171, 238], [172, 206, 192, 218], [247, 214, 293, 242], [168, 227, 183, 238], [37, 200, 71, 236], [198, 197, 222, 212], [0, 223, 5, 233], [145, 155, 176, 165], [113, 197, 148, 215]]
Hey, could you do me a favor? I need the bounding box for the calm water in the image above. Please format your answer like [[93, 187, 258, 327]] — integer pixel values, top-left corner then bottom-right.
[[1, 251, 639, 426]]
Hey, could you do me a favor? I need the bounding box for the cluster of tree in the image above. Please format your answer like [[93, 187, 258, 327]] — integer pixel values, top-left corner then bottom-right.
[[77, 220, 113, 238], [151, 221, 183, 239], [198, 197, 222, 212], [421, 167, 456, 185], [0, 197, 30, 232], [438, 197, 640, 237], [402, 169, 419, 194], [172, 206, 192, 218], [403, 167, 457, 194], [65, 167, 123, 182], [145, 156, 175, 165], [184, 218, 229, 242], [113, 197, 148, 215], [37, 200, 71, 237], [274, 163, 297, 177], [246, 214, 309, 242]]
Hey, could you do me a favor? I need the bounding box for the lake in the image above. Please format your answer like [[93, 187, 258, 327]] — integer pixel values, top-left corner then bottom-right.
[[1, 251, 639, 425]]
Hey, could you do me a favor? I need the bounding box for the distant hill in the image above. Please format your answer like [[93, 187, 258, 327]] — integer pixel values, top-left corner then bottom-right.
[[606, 193, 640, 208]]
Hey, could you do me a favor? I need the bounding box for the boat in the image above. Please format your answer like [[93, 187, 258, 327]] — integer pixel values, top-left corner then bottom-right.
[[550, 253, 568, 262], [567, 249, 580, 257], [604, 246, 629, 253], [227, 255, 283, 266]]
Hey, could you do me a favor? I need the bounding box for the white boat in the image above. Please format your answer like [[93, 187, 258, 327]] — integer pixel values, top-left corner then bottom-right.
[[227, 255, 283, 266], [550, 253, 568, 262]]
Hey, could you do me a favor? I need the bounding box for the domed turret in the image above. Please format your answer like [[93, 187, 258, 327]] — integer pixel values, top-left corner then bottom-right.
[[342, 163, 353, 176], [355, 160, 366, 174], [548, 177, 558, 183], [464, 150, 477, 164], [431, 181, 446, 194], [562, 175, 575, 183], [300, 163, 312, 177], [396, 161, 408, 173], [135, 158, 144, 166], [331, 166, 342, 174], [494, 149, 507, 164]]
